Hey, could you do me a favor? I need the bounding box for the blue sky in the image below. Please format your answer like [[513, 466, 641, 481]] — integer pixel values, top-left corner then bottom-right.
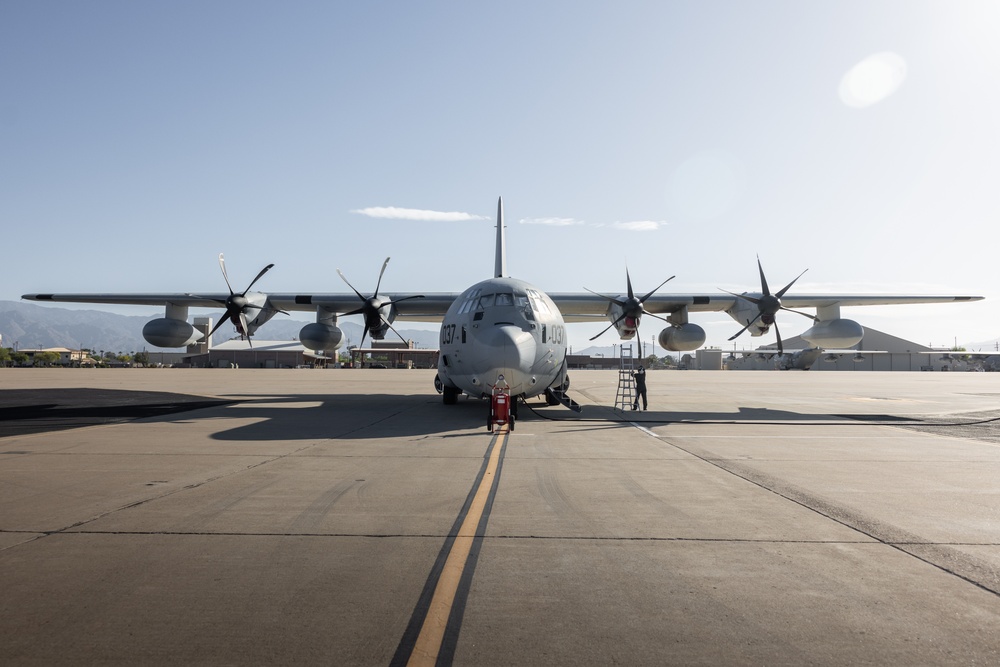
[[2, 1, 997, 350]]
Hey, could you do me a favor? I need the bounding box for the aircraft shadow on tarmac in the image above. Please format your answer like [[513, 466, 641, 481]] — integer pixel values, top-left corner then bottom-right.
[[199, 396, 891, 441], [0, 388, 920, 442], [0, 388, 235, 438]]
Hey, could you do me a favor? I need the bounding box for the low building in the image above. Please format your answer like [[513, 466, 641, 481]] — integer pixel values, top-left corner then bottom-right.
[[724, 328, 997, 371], [186, 340, 331, 369], [20, 347, 91, 366], [348, 340, 439, 369], [566, 354, 620, 370]]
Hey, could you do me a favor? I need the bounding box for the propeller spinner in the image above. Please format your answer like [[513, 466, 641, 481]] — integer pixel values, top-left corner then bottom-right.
[[190, 253, 287, 348], [337, 257, 424, 351], [722, 255, 816, 355], [585, 268, 675, 355]]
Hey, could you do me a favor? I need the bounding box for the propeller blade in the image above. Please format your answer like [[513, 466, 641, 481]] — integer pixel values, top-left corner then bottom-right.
[[242, 263, 275, 295], [728, 312, 763, 341], [238, 311, 250, 341], [625, 268, 635, 300], [337, 269, 367, 302], [207, 315, 231, 340], [638, 276, 675, 304], [775, 268, 808, 299], [720, 289, 762, 306], [757, 256, 771, 296], [382, 294, 425, 307], [589, 313, 628, 341], [186, 293, 228, 306], [780, 306, 817, 321], [640, 309, 670, 324], [584, 287, 626, 307], [218, 253, 235, 295], [373, 257, 390, 297], [382, 317, 409, 345], [774, 320, 783, 356]]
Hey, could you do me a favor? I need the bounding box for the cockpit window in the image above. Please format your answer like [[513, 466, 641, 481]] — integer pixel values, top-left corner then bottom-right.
[[495, 292, 514, 306], [514, 291, 534, 320], [457, 288, 481, 314], [526, 288, 550, 315], [476, 293, 495, 310]]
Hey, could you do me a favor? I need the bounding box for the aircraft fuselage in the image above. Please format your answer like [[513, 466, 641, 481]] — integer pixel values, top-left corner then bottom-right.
[[437, 276, 566, 400]]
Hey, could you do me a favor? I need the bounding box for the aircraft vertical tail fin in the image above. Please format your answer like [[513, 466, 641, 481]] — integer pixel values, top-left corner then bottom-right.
[[494, 196, 507, 278]]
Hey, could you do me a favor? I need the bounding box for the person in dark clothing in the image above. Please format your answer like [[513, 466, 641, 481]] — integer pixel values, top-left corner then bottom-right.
[[632, 365, 647, 410]]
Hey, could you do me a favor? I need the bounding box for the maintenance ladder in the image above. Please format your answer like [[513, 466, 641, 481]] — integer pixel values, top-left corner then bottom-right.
[[614, 344, 635, 411]]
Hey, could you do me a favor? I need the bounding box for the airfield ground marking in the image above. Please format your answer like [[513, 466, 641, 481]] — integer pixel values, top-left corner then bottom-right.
[[398, 426, 509, 667]]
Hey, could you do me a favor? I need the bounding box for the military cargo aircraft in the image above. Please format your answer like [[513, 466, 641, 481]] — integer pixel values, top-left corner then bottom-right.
[[22, 197, 983, 411]]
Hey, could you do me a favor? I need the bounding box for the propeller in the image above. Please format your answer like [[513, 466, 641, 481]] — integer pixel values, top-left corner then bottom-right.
[[337, 257, 424, 351], [722, 255, 816, 355], [189, 253, 287, 348], [585, 268, 675, 356]]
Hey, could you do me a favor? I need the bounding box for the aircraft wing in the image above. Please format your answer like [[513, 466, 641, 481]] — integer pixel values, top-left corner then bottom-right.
[[266, 293, 459, 322], [22, 292, 462, 321], [549, 293, 725, 322], [548, 293, 983, 323], [22, 293, 236, 308], [24, 292, 982, 320], [774, 295, 983, 308]]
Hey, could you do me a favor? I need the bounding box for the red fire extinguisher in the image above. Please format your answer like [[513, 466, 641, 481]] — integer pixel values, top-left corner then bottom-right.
[[489, 374, 513, 432]]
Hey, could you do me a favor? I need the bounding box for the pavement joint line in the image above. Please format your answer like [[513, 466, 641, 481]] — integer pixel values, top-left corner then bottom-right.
[[3, 397, 435, 547], [0, 402, 495, 556], [626, 420, 1000, 600], [8, 529, 997, 546]]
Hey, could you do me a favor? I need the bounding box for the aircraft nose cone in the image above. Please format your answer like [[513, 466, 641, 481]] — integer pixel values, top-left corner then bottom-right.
[[483, 324, 536, 379]]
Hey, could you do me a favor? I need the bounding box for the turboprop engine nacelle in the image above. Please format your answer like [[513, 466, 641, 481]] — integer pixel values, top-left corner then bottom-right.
[[299, 323, 345, 351], [800, 319, 864, 349], [142, 318, 202, 348], [658, 323, 706, 352]]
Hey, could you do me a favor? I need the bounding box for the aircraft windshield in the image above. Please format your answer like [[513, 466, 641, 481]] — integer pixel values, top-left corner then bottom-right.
[[455, 290, 534, 320], [475, 292, 518, 310]]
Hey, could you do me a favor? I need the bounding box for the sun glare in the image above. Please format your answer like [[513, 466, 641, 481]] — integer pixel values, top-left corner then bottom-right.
[[838, 52, 907, 108]]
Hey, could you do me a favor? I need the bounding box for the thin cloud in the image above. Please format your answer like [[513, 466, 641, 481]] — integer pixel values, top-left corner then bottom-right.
[[519, 217, 584, 226], [350, 206, 488, 222], [613, 220, 664, 231]]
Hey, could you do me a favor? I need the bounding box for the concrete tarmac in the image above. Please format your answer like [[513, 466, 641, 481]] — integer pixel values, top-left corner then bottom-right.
[[1, 368, 999, 665]]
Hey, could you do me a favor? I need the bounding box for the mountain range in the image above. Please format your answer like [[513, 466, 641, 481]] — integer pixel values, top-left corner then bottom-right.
[[3, 300, 995, 357], [0, 300, 441, 353]]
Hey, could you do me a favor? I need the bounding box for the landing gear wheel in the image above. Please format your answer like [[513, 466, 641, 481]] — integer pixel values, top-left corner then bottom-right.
[[443, 385, 460, 405]]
